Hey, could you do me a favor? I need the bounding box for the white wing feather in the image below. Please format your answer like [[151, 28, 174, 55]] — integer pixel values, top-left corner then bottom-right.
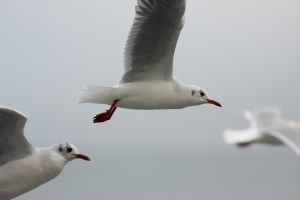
[[121, 0, 186, 83], [0, 106, 34, 166], [266, 124, 300, 156], [243, 107, 283, 130]]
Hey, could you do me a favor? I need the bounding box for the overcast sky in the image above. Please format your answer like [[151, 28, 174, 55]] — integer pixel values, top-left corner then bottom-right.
[[1, 0, 300, 199]]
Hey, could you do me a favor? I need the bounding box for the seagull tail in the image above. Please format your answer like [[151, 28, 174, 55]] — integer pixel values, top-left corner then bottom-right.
[[223, 128, 260, 145], [77, 85, 115, 104]]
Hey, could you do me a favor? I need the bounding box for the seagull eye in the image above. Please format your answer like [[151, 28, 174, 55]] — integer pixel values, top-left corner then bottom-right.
[[192, 90, 195, 96], [200, 91, 205, 97], [67, 147, 73, 153]]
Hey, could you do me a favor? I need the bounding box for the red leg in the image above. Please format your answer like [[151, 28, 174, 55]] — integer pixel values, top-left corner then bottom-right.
[[93, 100, 119, 123], [237, 142, 251, 147], [107, 107, 117, 120]]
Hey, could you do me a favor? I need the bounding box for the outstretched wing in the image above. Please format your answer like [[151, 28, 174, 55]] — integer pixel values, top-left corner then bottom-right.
[[243, 107, 283, 130], [267, 123, 300, 157], [121, 0, 186, 83], [0, 106, 35, 166]]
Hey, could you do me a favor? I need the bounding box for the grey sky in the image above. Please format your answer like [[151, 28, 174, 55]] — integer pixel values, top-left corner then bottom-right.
[[1, 0, 300, 199]]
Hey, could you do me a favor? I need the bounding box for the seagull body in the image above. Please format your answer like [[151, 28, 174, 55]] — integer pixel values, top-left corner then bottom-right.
[[223, 107, 300, 156], [78, 0, 221, 123], [81, 78, 212, 110], [0, 106, 90, 200]]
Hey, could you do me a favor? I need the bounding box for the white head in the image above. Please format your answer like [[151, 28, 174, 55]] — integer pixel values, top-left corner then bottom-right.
[[56, 143, 90, 162], [188, 85, 221, 107]]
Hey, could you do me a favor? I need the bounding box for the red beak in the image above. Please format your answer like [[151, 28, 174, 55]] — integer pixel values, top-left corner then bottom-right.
[[206, 99, 222, 107], [73, 154, 91, 161]]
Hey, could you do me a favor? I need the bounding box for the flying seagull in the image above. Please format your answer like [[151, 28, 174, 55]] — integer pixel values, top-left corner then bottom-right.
[[223, 107, 300, 157], [0, 105, 90, 200], [78, 0, 221, 123]]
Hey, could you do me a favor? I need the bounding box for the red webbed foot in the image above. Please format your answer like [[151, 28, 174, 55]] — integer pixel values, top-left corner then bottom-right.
[[93, 100, 118, 123]]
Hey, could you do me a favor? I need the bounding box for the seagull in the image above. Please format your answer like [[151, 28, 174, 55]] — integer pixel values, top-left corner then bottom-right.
[[223, 107, 300, 157], [0, 105, 90, 200], [78, 0, 221, 123]]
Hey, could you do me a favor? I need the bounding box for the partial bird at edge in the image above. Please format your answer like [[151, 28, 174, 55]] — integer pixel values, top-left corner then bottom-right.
[[223, 107, 300, 157], [0, 105, 90, 200]]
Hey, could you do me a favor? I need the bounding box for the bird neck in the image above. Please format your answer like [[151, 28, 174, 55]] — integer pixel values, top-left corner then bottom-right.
[[39, 146, 68, 169], [171, 79, 192, 107]]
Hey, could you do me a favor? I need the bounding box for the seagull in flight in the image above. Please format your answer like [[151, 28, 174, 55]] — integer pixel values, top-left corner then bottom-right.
[[78, 0, 221, 123], [0, 105, 90, 200], [223, 107, 300, 157]]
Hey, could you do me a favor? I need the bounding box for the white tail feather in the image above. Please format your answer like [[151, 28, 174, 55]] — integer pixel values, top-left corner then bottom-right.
[[77, 85, 115, 104], [223, 128, 260, 144]]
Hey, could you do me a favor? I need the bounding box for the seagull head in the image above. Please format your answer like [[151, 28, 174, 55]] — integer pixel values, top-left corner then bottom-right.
[[189, 86, 221, 107], [57, 143, 90, 161]]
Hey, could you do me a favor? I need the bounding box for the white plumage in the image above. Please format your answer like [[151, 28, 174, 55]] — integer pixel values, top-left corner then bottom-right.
[[0, 106, 90, 200], [78, 0, 221, 123], [223, 107, 300, 157]]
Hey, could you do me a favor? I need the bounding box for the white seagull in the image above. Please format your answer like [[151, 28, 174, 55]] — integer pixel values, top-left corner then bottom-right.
[[0, 105, 90, 200], [223, 107, 300, 157], [78, 0, 221, 123]]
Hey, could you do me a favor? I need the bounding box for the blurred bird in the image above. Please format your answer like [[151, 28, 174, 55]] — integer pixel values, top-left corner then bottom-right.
[[223, 107, 300, 157], [78, 0, 221, 123], [0, 105, 90, 200]]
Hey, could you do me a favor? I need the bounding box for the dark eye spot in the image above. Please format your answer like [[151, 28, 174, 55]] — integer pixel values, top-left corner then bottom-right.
[[67, 147, 73, 153], [59, 146, 63, 152], [192, 90, 195, 96], [200, 91, 205, 97]]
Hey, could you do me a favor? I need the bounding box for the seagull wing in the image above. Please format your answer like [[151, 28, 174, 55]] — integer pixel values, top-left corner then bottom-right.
[[266, 124, 300, 157], [243, 107, 283, 130], [120, 0, 186, 83], [0, 106, 35, 166]]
